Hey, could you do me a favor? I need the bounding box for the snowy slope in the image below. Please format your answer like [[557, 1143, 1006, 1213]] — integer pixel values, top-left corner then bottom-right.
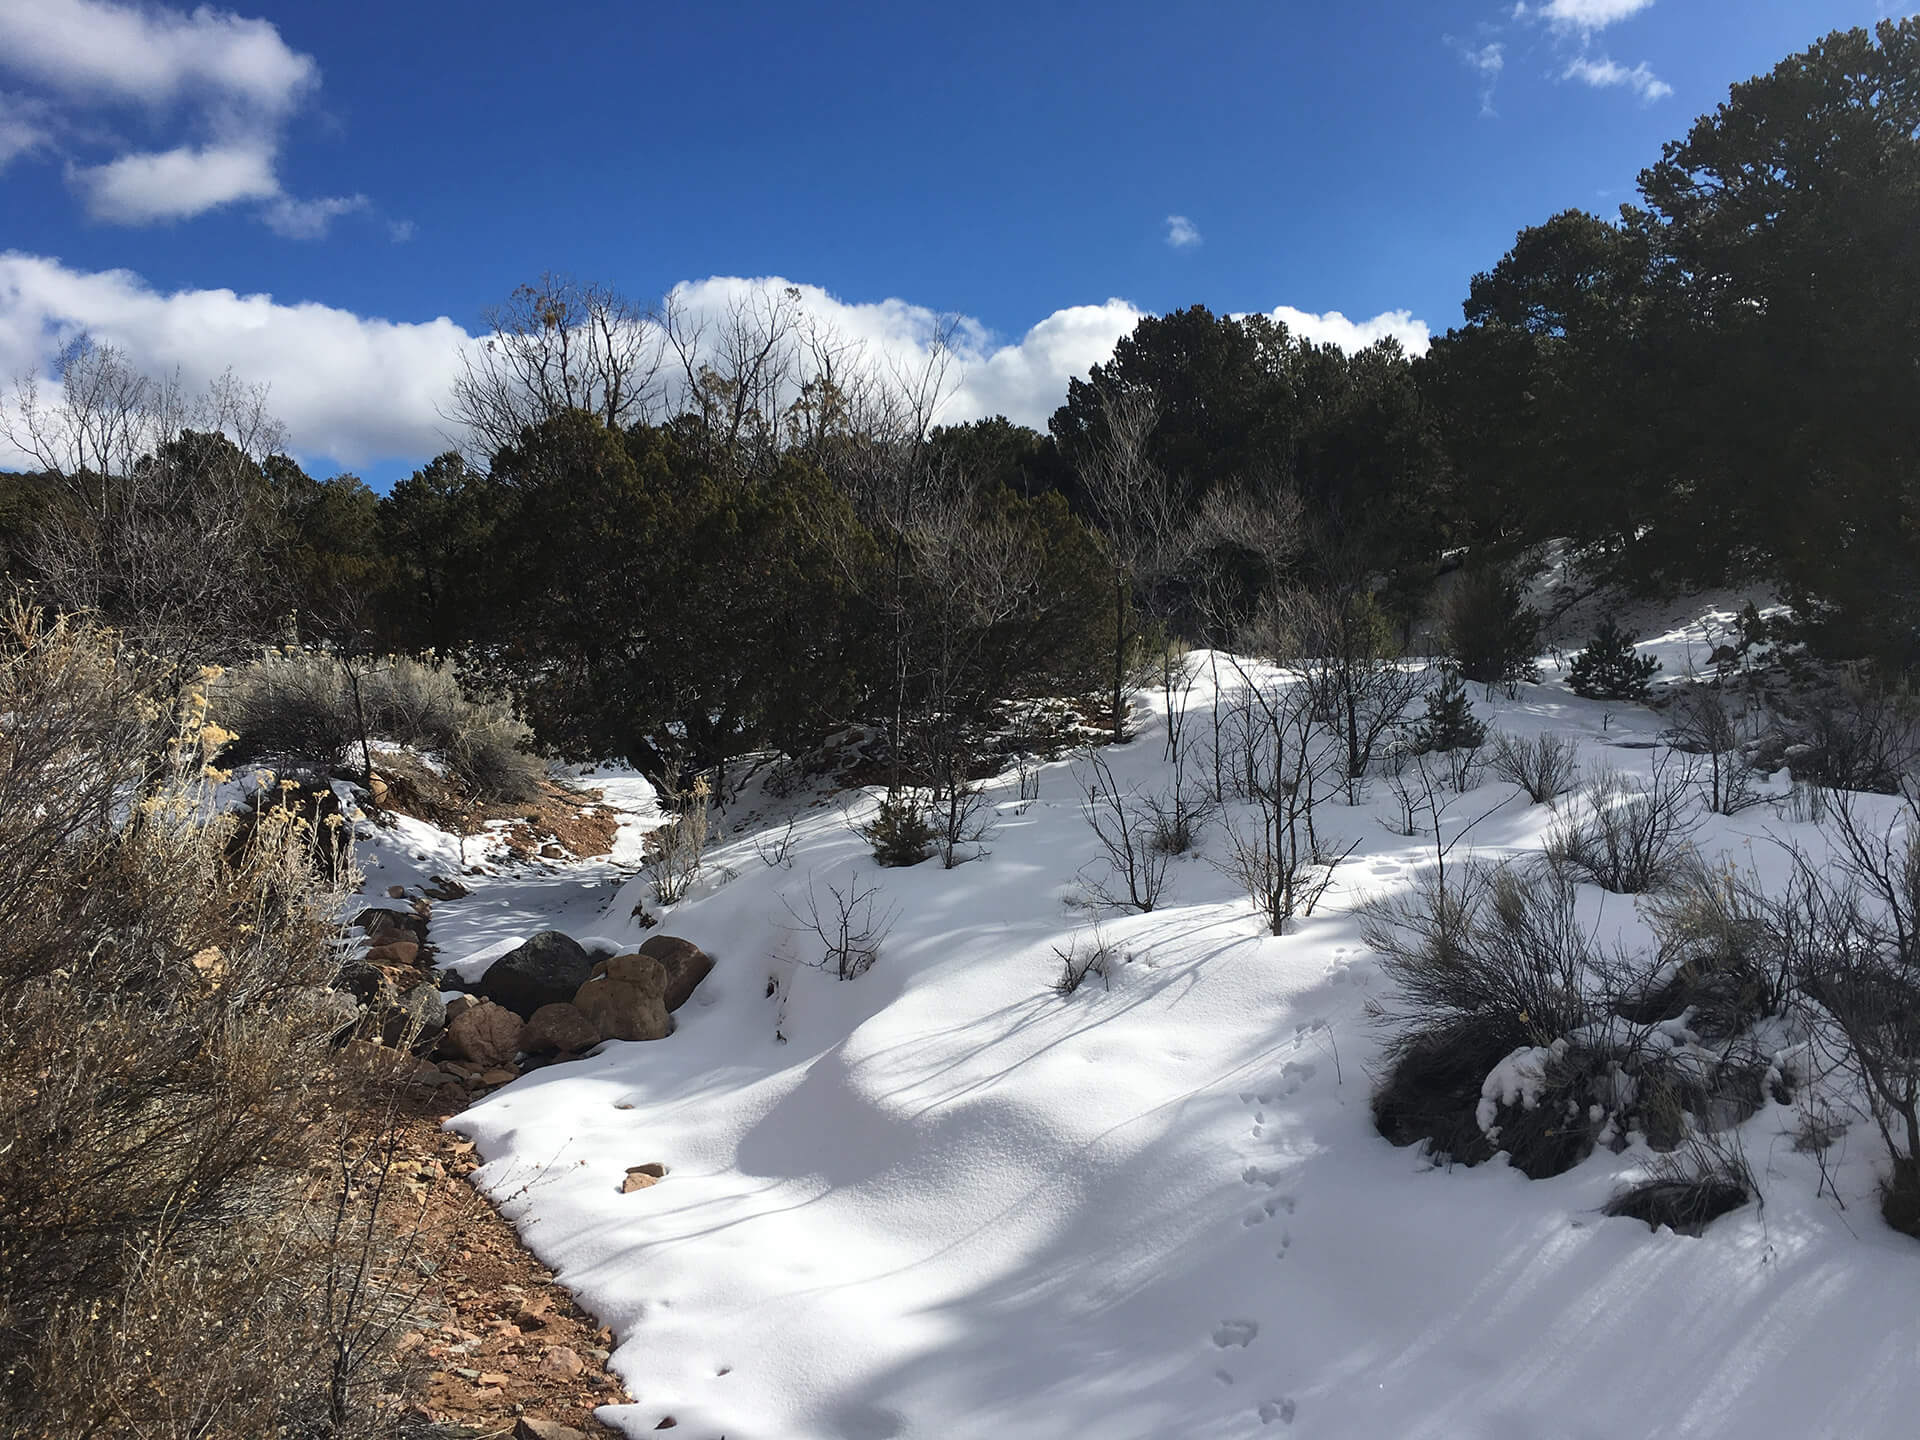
[[380, 654, 1920, 1440]]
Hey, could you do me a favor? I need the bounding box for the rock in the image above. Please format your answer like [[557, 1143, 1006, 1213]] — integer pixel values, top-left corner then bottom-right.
[[515, 1419, 591, 1440], [440, 1000, 524, 1067], [353, 906, 428, 946], [365, 939, 420, 967], [478, 1067, 517, 1086], [522, 1002, 601, 1056], [540, 1345, 584, 1377], [380, 981, 448, 1050], [306, 987, 362, 1039], [479, 931, 596, 1020], [575, 959, 670, 1043], [387, 884, 409, 899], [424, 874, 470, 901], [622, 1162, 666, 1193], [444, 993, 474, 1021], [638, 935, 715, 1012], [335, 957, 396, 1010]]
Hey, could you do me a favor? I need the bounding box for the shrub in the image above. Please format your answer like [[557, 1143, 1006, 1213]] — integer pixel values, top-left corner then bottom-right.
[[1605, 1134, 1754, 1235], [647, 774, 711, 904], [1786, 680, 1920, 795], [1666, 685, 1763, 815], [1441, 565, 1541, 688], [0, 607, 420, 1436], [217, 649, 546, 803], [1566, 619, 1661, 700], [1544, 757, 1698, 894], [862, 791, 936, 868], [1489, 729, 1581, 805], [1362, 862, 1598, 1165], [1051, 932, 1113, 997]]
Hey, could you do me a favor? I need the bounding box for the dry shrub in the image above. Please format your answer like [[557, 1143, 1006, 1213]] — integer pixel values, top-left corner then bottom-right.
[[1489, 729, 1581, 805], [218, 649, 547, 803], [0, 606, 421, 1437], [1545, 755, 1699, 894]]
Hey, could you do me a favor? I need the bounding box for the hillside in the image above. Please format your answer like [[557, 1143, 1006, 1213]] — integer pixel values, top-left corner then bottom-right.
[[386, 613, 1920, 1440]]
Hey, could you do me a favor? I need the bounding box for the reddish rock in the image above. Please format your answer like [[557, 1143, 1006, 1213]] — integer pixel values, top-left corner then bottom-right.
[[638, 935, 715, 1012]]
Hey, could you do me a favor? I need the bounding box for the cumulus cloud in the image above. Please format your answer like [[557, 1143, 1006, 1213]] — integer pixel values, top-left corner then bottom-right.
[[1527, 0, 1656, 33], [1564, 54, 1672, 102], [0, 0, 315, 112], [73, 142, 280, 223], [0, 0, 360, 234], [1165, 215, 1203, 249], [0, 256, 1433, 471]]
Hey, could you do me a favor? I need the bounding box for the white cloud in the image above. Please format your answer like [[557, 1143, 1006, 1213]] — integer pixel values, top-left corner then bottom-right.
[[0, 256, 1434, 470], [0, 0, 314, 113], [1564, 54, 1672, 102], [1534, 0, 1656, 33], [1261, 306, 1431, 355], [0, 1, 357, 233], [1454, 40, 1506, 117], [0, 93, 51, 170], [1165, 215, 1203, 249], [0, 252, 469, 468], [262, 192, 371, 239], [73, 142, 280, 223]]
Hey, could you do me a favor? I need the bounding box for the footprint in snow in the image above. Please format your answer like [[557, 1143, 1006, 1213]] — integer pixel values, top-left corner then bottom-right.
[[1242, 1164, 1285, 1189], [1212, 1319, 1259, 1349], [1259, 1398, 1298, 1425]]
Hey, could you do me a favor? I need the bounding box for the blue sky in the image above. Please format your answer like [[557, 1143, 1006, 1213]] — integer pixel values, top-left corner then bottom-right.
[[0, 0, 1903, 482]]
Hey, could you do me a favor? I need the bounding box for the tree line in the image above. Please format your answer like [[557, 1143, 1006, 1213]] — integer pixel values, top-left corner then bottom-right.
[[1, 18, 1914, 790]]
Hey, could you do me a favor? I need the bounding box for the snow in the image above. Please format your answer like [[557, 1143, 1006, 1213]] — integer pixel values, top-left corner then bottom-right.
[[350, 640, 1920, 1440]]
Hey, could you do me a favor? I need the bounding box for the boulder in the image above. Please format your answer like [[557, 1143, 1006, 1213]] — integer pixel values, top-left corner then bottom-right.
[[365, 939, 420, 967], [306, 987, 362, 1040], [515, 1419, 591, 1440], [440, 999, 524, 1067], [479, 931, 596, 1019], [522, 1002, 601, 1056], [335, 957, 396, 1010], [638, 934, 715, 1012], [574, 958, 670, 1042], [380, 981, 448, 1050]]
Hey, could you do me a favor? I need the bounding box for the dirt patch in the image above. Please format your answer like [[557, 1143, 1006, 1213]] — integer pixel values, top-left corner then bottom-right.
[[367, 751, 620, 864], [377, 1086, 629, 1436]]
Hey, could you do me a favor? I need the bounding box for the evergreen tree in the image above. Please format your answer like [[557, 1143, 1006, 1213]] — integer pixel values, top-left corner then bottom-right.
[[1566, 619, 1661, 700], [1413, 667, 1487, 753]]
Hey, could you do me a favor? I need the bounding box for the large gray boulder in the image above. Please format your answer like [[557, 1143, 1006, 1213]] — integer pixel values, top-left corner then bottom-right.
[[479, 931, 596, 1019]]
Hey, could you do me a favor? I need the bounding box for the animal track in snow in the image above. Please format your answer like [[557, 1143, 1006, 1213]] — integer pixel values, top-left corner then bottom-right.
[[1259, 1397, 1297, 1425], [1242, 1164, 1285, 1189], [1243, 1194, 1292, 1226], [1275, 1231, 1293, 1260], [1212, 1319, 1259, 1349]]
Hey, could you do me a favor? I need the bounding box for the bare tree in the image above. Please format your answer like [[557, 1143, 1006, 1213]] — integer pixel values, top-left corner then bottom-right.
[[1075, 747, 1173, 913], [1070, 386, 1184, 743], [1214, 658, 1352, 934], [4, 339, 287, 691], [446, 274, 663, 457]]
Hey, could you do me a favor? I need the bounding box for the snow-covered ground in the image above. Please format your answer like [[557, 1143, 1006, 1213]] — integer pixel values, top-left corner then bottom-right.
[[361, 641, 1920, 1440]]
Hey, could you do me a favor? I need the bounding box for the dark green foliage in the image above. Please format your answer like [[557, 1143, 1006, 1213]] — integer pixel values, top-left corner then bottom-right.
[[1412, 668, 1487, 754], [862, 793, 935, 868], [1441, 566, 1540, 687], [1424, 20, 1920, 671], [1566, 619, 1661, 700], [1605, 1176, 1749, 1235], [1369, 1019, 1501, 1165]]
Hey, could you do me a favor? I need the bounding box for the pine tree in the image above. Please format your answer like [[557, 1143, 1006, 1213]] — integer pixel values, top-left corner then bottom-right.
[[1413, 668, 1487, 753], [1566, 619, 1661, 700]]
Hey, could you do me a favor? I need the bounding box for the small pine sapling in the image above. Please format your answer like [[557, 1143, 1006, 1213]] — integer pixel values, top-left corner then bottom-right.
[[1567, 619, 1661, 701], [1412, 668, 1488, 755]]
